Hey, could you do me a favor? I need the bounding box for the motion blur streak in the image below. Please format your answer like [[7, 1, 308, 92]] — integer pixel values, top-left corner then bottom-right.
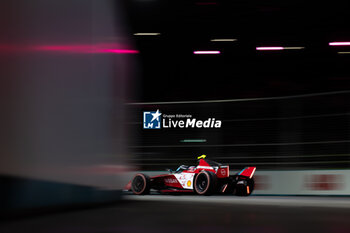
[[193, 50, 221, 54], [256, 47, 284, 50], [99, 49, 139, 54], [283, 47, 305, 50], [210, 39, 237, 42], [0, 0, 135, 215], [133, 33, 161, 36], [37, 44, 139, 54], [329, 42, 350, 46], [1, 197, 350, 233], [0, 44, 139, 54]]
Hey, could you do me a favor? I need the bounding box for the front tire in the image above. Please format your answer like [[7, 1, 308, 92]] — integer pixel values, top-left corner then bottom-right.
[[131, 173, 150, 195], [194, 171, 217, 195]]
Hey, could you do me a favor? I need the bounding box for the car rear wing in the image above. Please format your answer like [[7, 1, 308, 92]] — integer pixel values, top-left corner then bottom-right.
[[237, 167, 256, 178]]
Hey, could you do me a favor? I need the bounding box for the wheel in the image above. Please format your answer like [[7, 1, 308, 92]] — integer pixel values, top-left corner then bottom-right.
[[235, 178, 254, 196], [131, 173, 150, 195], [194, 171, 217, 195]]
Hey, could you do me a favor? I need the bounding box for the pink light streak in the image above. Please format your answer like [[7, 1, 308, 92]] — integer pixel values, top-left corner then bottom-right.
[[99, 49, 139, 54], [256, 47, 284, 51], [329, 42, 350, 46], [35, 44, 139, 54], [193, 50, 220, 54], [0, 43, 139, 54]]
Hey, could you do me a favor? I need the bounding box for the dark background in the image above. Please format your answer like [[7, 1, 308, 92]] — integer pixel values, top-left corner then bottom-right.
[[123, 0, 350, 102], [122, 0, 350, 171]]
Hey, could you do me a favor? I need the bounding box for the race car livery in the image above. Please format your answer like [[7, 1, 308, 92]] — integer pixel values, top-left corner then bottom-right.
[[125, 155, 256, 196]]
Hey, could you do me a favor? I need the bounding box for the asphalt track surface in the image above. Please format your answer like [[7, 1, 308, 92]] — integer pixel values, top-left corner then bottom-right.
[[1, 195, 350, 233]]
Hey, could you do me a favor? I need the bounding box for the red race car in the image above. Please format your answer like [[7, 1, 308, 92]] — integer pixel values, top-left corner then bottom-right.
[[125, 155, 256, 196]]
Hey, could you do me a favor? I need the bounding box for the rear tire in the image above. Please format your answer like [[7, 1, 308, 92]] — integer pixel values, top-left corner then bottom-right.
[[194, 171, 217, 195], [131, 173, 150, 195]]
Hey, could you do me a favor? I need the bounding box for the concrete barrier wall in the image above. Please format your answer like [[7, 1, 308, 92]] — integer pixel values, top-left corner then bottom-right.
[[253, 170, 350, 195]]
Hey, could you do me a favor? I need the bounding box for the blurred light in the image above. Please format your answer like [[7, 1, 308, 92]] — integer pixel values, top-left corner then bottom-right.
[[256, 47, 284, 51], [284, 47, 305, 50], [193, 50, 220, 54], [210, 39, 237, 42], [329, 42, 350, 46], [0, 43, 139, 54], [35, 44, 139, 54], [256, 46, 304, 51], [99, 49, 139, 54], [180, 139, 207, 143], [133, 33, 161, 36], [337, 52, 350, 54]]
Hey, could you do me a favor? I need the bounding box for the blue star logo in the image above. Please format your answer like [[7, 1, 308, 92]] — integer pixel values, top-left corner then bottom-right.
[[143, 110, 162, 129]]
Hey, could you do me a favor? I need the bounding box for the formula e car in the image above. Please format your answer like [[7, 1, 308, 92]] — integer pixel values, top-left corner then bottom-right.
[[125, 155, 256, 196]]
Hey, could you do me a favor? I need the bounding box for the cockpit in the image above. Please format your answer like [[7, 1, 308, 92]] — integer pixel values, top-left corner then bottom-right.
[[174, 165, 196, 173]]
